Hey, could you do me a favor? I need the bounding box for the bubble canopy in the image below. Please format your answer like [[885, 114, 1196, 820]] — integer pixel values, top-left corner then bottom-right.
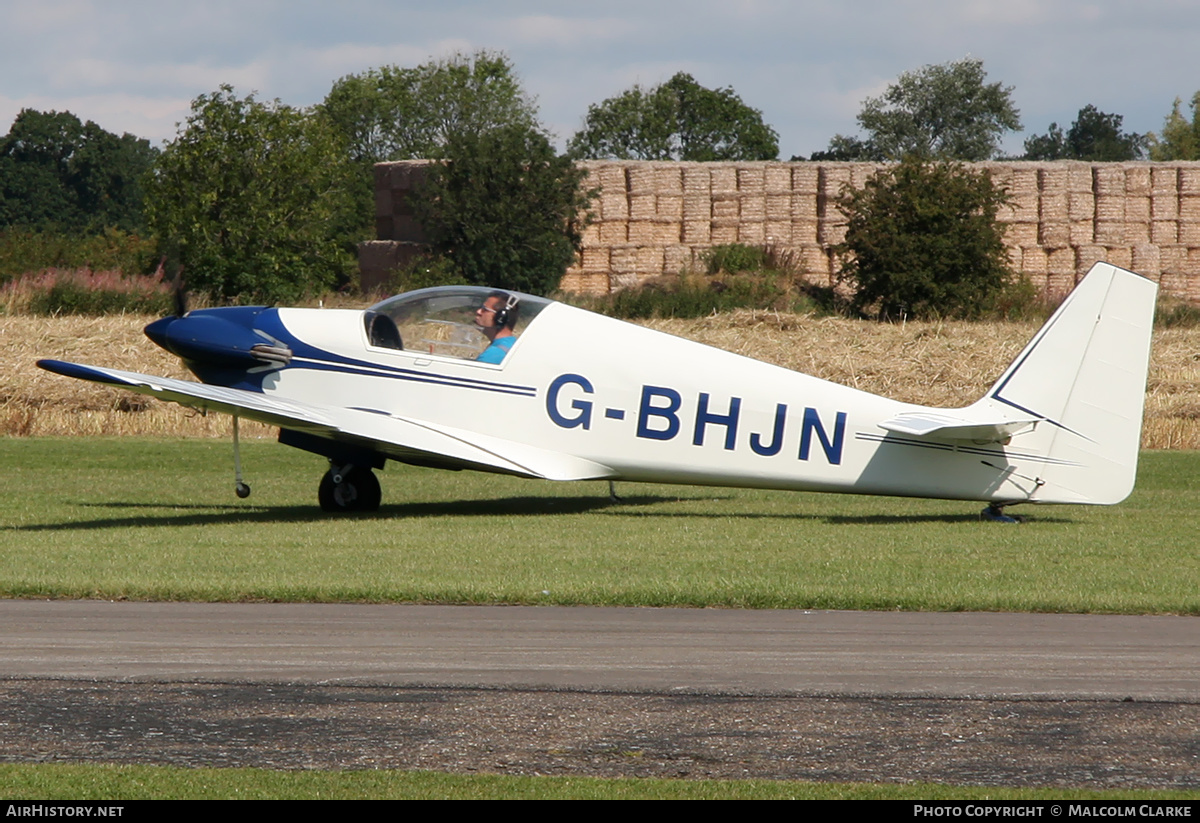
[[365, 286, 553, 361]]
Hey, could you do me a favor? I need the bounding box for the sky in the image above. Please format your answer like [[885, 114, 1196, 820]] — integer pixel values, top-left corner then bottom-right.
[[1, 0, 1197, 159]]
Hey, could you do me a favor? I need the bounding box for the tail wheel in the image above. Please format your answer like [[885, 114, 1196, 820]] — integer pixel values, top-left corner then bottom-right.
[[318, 467, 381, 513]]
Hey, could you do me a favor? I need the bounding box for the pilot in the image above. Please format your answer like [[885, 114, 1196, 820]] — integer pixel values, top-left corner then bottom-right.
[[475, 291, 519, 364]]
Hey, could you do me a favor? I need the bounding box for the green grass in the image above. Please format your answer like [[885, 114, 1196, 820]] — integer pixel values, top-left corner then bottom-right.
[[1, 438, 1197, 613], [1, 764, 1196, 800]]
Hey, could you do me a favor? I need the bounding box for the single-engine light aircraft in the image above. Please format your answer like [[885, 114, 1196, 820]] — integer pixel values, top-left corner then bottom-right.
[[39, 262, 1156, 519]]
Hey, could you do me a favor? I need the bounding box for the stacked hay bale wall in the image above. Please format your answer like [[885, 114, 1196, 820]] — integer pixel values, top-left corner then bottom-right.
[[365, 160, 1200, 301]]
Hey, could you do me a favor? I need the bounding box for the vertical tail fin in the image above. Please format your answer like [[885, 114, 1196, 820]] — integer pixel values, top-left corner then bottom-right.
[[978, 262, 1157, 504]]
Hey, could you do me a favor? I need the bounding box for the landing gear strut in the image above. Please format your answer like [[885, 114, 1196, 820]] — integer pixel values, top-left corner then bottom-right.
[[318, 462, 381, 513]]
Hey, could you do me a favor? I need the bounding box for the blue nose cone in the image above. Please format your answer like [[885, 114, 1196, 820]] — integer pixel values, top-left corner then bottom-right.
[[143, 308, 272, 367]]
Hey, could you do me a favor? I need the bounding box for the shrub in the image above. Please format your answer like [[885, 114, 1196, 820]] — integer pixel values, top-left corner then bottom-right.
[[835, 157, 1014, 320], [0, 228, 158, 284], [0, 267, 172, 315], [703, 243, 770, 275], [413, 124, 596, 296]]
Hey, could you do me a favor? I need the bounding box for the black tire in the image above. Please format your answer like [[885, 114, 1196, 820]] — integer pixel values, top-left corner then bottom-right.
[[318, 467, 381, 513]]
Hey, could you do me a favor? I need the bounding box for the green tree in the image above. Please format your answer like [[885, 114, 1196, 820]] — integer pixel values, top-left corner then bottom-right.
[[835, 157, 1013, 319], [822, 58, 1020, 161], [1148, 92, 1200, 160], [568, 72, 779, 161], [0, 109, 157, 233], [144, 86, 359, 304], [1023, 105, 1147, 160], [321, 51, 540, 166], [412, 124, 596, 296]]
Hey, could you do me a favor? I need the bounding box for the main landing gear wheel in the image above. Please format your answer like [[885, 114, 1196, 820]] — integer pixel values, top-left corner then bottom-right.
[[318, 466, 381, 513]]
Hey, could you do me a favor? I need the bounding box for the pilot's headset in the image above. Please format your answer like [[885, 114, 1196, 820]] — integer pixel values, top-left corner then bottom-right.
[[493, 293, 520, 329]]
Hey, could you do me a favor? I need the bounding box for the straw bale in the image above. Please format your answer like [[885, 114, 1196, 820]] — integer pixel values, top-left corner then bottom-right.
[[791, 165, 820, 194], [1069, 221, 1095, 245], [1152, 221, 1179, 245], [764, 221, 792, 244], [609, 245, 640, 274], [791, 192, 819, 220], [1189, 247, 1200, 277], [1125, 166, 1152, 195], [1179, 221, 1200, 245], [791, 219, 818, 244], [1160, 245, 1188, 274], [1094, 221, 1125, 245], [1068, 192, 1095, 222], [1180, 167, 1200, 194], [656, 194, 683, 220], [1158, 271, 1189, 300], [599, 221, 628, 243], [628, 193, 656, 220], [711, 195, 740, 220], [1005, 167, 1038, 197], [651, 220, 684, 244], [663, 244, 694, 273], [1008, 192, 1039, 222], [1152, 166, 1180, 194], [1152, 192, 1179, 220], [653, 165, 683, 194], [682, 165, 711, 194], [610, 271, 641, 290], [1039, 191, 1068, 222], [1103, 246, 1132, 270], [599, 192, 628, 220], [740, 195, 767, 221], [738, 221, 766, 245], [1066, 164, 1093, 192], [627, 165, 658, 195], [682, 220, 711, 244], [1132, 244, 1162, 275], [818, 219, 847, 246], [1093, 165, 1126, 195], [1075, 245, 1106, 271], [766, 193, 790, 220], [1046, 247, 1076, 275], [737, 167, 765, 192], [765, 164, 791, 194], [669, 200, 707, 234], [711, 166, 738, 193], [1005, 222, 1038, 246], [681, 196, 712, 224], [818, 167, 853, 199], [595, 164, 629, 192], [1125, 220, 1151, 244], [636, 245, 665, 275], [627, 220, 675, 245], [798, 246, 832, 277], [1124, 195, 1151, 223], [1094, 195, 1125, 222], [851, 165, 885, 188], [580, 246, 610, 272], [1018, 246, 1047, 275], [580, 222, 602, 246], [710, 222, 739, 244], [1180, 194, 1200, 223], [1038, 166, 1068, 193], [626, 220, 657, 244], [1038, 223, 1070, 247]]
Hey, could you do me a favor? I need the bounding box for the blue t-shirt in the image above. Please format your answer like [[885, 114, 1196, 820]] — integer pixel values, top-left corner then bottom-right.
[[476, 335, 515, 364]]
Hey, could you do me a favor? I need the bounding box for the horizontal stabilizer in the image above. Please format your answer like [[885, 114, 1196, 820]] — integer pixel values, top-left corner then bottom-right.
[[879, 411, 1041, 443]]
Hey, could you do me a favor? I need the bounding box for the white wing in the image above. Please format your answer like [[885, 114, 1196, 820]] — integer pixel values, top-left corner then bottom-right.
[[37, 360, 614, 482]]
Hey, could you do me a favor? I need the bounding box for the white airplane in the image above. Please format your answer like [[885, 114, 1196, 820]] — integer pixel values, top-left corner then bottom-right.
[[38, 262, 1156, 519]]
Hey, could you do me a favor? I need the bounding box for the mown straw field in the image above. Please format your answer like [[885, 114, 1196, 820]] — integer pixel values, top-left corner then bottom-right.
[[4, 311, 1198, 448]]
